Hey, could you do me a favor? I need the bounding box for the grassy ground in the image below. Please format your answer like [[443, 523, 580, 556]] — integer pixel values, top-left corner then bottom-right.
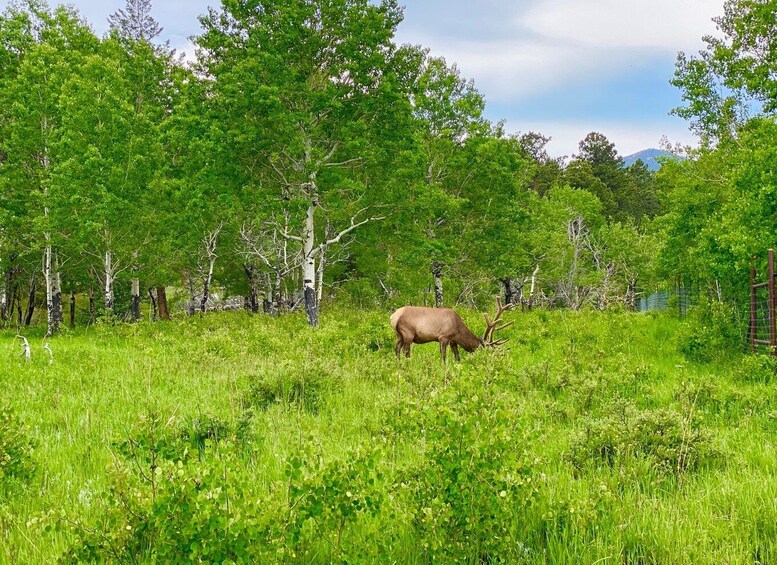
[[1, 307, 775, 563]]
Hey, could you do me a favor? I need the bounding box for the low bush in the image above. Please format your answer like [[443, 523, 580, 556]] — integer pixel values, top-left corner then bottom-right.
[[394, 377, 541, 562], [677, 299, 743, 362], [569, 401, 720, 476], [244, 362, 341, 412], [0, 404, 36, 492], [58, 412, 392, 562]]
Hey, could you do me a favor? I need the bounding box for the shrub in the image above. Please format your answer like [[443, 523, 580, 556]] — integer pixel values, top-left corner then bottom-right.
[[394, 378, 540, 562], [0, 404, 36, 491], [569, 402, 720, 476], [734, 353, 776, 385], [677, 299, 742, 362], [59, 414, 390, 562], [244, 363, 340, 412]]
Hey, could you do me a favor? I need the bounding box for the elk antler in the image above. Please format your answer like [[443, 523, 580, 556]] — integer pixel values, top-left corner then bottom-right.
[[482, 297, 514, 346]]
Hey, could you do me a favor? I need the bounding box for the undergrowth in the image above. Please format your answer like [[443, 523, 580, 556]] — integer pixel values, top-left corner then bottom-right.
[[1, 307, 776, 563]]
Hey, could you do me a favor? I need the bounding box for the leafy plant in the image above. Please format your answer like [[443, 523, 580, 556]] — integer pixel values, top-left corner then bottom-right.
[[0, 404, 36, 491]]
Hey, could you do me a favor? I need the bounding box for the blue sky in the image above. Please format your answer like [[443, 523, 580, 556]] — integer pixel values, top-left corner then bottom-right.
[[3, 0, 724, 157]]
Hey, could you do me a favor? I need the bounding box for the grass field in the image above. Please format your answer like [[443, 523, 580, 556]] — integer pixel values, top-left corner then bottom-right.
[[1, 307, 776, 563]]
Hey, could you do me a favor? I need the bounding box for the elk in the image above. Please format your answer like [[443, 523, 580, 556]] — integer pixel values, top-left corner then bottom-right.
[[390, 298, 514, 362]]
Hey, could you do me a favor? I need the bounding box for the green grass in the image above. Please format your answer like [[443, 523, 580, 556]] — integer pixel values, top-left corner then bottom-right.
[[1, 307, 775, 563]]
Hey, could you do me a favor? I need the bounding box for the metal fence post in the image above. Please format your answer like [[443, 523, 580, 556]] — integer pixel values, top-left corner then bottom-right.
[[751, 257, 757, 352], [769, 249, 776, 355]]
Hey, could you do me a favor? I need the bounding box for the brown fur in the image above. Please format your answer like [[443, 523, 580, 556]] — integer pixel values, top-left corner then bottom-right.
[[390, 306, 483, 362]]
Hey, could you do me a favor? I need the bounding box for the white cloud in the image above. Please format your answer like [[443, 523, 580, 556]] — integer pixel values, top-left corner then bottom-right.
[[396, 0, 722, 103], [523, 0, 721, 51]]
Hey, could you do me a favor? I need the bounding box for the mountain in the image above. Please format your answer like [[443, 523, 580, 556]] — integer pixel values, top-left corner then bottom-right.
[[622, 148, 677, 171]]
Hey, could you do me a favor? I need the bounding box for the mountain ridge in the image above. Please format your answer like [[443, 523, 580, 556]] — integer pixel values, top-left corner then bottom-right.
[[622, 148, 676, 171]]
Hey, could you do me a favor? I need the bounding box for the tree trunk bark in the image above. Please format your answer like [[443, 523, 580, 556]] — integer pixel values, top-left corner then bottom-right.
[[131, 251, 140, 321], [52, 264, 62, 331], [131, 278, 141, 321], [302, 199, 319, 326], [1, 264, 14, 323], [104, 249, 114, 313], [625, 278, 637, 310], [88, 286, 96, 324], [70, 290, 76, 328], [316, 246, 326, 303], [23, 274, 36, 326], [501, 277, 515, 306], [44, 245, 53, 332], [44, 245, 61, 336], [156, 286, 171, 320], [186, 274, 196, 316], [200, 264, 213, 313], [148, 287, 157, 321], [432, 262, 444, 308], [243, 265, 259, 314]]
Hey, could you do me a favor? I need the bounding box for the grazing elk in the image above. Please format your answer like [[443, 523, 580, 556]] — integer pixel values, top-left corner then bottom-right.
[[390, 298, 514, 362]]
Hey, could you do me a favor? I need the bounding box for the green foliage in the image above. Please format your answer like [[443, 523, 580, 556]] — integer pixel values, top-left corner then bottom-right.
[[395, 377, 540, 562], [0, 404, 36, 491], [672, 0, 777, 139], [58, 412, 389, 563], [569, 401, 720, 477], [677, 299, 743, 362], [244, 362, 342, 413]]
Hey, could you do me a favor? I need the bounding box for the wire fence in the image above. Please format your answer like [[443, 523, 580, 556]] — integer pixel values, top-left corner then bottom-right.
[[749, 249, 777, 355], [636, 288, 693, 315]]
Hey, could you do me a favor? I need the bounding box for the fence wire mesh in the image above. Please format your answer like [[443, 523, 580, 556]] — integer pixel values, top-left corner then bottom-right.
[[636, 288, 693, 315]]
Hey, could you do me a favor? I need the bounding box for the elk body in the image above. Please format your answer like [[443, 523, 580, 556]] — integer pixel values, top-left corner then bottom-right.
[[390, 299, 513, 362]]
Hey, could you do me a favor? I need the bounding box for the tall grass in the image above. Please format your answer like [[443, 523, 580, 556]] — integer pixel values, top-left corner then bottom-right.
[[0, 308, 775, 562]]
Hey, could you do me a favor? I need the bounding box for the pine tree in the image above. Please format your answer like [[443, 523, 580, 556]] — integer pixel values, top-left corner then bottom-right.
[[108, 0, 162, 42]]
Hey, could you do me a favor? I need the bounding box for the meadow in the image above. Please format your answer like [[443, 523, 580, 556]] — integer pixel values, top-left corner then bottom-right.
[[1, 307, 776, 563]]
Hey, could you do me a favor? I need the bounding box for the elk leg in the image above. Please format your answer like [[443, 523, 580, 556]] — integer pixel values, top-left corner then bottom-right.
[[439, 339, 449, 364], [394, 336, 403, 358], [450, 342, 460, 362], [402, 341, 411, 358]]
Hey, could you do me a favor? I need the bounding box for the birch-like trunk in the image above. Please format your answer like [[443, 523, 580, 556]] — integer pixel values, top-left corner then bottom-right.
[[432, 262, 444, 308], [302, 197, 318, 326], [316, 245, 326, 303], [527, 265, 539, 311], [104, 249, 114, 312], [243, 265, 259, 314], [23, 274, 36, 326], [264, 273, 274, 315], [186, 274, 196, 316], [41, 113, 60, 336], [1, 265, 13, 323], [131, 278, 140, 320], [44, 244, 59, 336], [199, 226, 221, 313], [148, 287, 157, 321], [131, 251, 140, 321], [52, 259, 62, 331]]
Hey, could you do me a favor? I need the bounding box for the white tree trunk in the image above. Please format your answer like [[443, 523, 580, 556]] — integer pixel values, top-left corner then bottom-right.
[[432, 262, 444, 308], [131, 250, 140, 321], [104, 249, 114, 312], [199, 225, 221, 313], [44, 243, 56, 336], [52, 256, 62, 332], [316, 245, 326, 302], [302, 198, 318, 326]]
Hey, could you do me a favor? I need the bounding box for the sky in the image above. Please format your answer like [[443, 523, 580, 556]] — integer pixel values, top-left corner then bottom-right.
[[2, 0, 724, 158]]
